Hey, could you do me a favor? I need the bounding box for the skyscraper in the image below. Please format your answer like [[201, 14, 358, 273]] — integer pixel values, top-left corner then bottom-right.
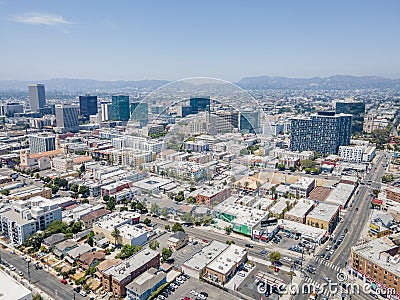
[[112, 95, 130, 121], [55, 104, 79, 133], [335, 101, 365, 133], [28, 134, 56, 154], [190, 97, 210, 113], [239, 109, 260, 134], [130, 102, 148, 126], [100, 102, 112, 122], [28, 84, 46, 112], [214, 110, 239, 133], [290, 112, 352, 154], [79, 95, 98, 119]]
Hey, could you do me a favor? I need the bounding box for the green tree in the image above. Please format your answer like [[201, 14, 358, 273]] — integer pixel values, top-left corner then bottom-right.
[[87, 231, 95, 247], [143, 218, 152, 226], [161, 207, 169, 217], [165, 225, 171, 231], [180, 213, 194, 223], [149, 240, 160, 251], [172, 222, 185, 233], [174, 191, 185, 202], [70, 184, 79, 193], [187, 196, 197, 204], [106, 197, 116, 211], [79, 164, 86, 174], [269, 251, 281, 263], [111, 228, 121, 245], [116, 244, 142, 259], [372, 189, 380, 197], [136, 201, 147, 212], [1, 189, 10, 196], [161, 247, 173, 262], [300, 159, 315, 169], [33, 294, 43, 300], [46, 220, 68, 234], [276, 163, 285, 171], [150, 203, 160, 215]]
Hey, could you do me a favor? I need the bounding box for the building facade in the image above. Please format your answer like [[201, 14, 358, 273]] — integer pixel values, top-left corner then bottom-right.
[[335, 101, 365, 133], [55, 104, 79, 133], [28, 134, 56, 154], [28, 83, 46, 112], [290, 112, 352, 154], [112, 95, 130, 121], [79, 95, 98, 119]]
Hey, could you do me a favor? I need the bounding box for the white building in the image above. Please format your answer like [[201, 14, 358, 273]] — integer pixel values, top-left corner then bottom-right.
[[338, 145, 364, 163], [0, 269, 32, 300], [0, 196, 62, 245], [289, 177, 316, 198]]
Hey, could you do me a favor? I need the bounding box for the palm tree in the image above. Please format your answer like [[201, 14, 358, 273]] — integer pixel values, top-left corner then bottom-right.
[[111, 228, 120, 245]]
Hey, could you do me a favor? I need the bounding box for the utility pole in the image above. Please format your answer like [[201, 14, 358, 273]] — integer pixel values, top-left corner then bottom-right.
[[27, 260, 31, 283]]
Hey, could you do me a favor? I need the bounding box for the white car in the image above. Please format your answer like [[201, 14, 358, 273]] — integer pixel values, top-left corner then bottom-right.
[[245, 264, 252, 269], [326, 245, 332, 251], [18, 271, 23, 276], [283, 257, 292, 262], [199, 294, 206, 300], [79, 290, 87, 297], [190, 290, 198, 296], [330, 250, 335, 255], [237, 271, 246, 277]]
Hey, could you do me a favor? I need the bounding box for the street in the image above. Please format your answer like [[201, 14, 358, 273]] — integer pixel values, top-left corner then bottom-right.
[[296, 153, 389, 300], [0, 249, 86, 300]]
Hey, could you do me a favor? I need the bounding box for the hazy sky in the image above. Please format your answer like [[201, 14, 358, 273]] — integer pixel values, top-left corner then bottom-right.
[[1, 0, 399, 81]]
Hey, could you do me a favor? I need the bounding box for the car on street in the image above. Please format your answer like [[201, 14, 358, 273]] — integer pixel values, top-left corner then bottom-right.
[[237, 271, 246, 277], [190, 290, 198, 296], [245, 243, 253, 248], [326, 245, 331, 251], [283, 256, 291, 262], [18, 271, 23, 276], [79, 290, 87, 297], [325, 255, 331, 260], [202, 239, 209, 243], [329, 249, 335, 255], [260, 249, 268, 255], [369, 292, 379, 299], [320, 253, 325, 258], [61, 279, 67, 284]]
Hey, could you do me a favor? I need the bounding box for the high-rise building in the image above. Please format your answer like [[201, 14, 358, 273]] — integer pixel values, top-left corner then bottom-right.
[[130, 102, 148, 126], [214, 110, 239, 133], [290, 112, 352, 154], [112, 95, 130, 121], [28, 84, 46, 112], [79, 95, 98, 119], [176, 105, 192, 118], [0, 102, 24, 117], [335, 101, 365, 133], [55, 104, 79, 133], [239, 109, 260, 134], [28, 134, 56, 154], [100, 102, 112, 122], [190, 97, 210, 113]]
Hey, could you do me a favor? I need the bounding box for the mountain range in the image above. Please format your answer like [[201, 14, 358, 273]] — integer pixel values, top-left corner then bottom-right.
[[0, 75, 400, 91]]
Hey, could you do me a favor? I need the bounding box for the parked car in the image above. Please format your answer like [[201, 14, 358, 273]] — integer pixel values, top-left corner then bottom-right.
[[61, 279, 67, 284], [237, 271, 246, 277], [79, 290, 87, 297], [245, 243, 253, 248]]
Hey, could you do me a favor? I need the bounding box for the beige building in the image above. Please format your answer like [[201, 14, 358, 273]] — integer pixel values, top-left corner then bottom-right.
[[167, 232, 189, 251], [306, 202, 340, 234]]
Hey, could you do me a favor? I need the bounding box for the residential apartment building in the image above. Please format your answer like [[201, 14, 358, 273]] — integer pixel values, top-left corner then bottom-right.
[[0, 196, 62, 245], [126, 268, 166, 300], [195, 187, 232, 206], [101, 249, 160, 297], [28, 134, 56, 154], [350, 238, 400, 298], [289, 177, 316, 198], [290, 112, 352, 154], [284, 199, 315, 224]]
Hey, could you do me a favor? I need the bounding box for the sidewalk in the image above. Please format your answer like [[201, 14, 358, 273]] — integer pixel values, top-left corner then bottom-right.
[[0, 240, 55, 300]]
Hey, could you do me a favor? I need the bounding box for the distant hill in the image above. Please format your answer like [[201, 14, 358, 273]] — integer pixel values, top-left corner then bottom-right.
[[1, 75, 400, 91], [0, 78, 170, 91], [236, 75, 400, 89]]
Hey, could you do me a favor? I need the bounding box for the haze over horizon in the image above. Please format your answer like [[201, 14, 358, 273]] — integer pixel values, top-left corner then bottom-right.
[[1, 0, 399, 82]]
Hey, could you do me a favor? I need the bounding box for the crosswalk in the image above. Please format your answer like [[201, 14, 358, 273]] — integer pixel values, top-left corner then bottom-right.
[[303, 276, 333, 298], [313, 257, 343, 272]]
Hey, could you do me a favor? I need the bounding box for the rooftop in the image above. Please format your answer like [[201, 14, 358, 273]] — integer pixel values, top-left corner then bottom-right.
[[183, 240, 228, 271], [307, 202, 340, 222], [206, 244, 247, 274], [287, 199, 314, 218], [0, 269, 32, 299]]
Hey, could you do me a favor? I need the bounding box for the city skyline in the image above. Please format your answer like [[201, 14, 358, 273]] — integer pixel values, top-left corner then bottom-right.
[[0, 0, 399, 81]]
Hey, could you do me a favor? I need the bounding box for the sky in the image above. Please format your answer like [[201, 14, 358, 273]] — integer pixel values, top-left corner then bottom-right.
[[0, 0, 399, 82]]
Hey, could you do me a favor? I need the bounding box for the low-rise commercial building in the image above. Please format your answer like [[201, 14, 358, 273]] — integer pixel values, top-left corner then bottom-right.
[[306, 202, 340, 234], [284, 199, 315, 224], [182, 241, 228, 279], [167, 231, 189, 251], [204, 244, 247, 284], [0, 269, 32, 300]]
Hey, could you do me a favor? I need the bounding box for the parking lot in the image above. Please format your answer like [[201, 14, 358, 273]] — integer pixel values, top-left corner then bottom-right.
[[237, 262, 293, 300], [170, 277, 242, 300]]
